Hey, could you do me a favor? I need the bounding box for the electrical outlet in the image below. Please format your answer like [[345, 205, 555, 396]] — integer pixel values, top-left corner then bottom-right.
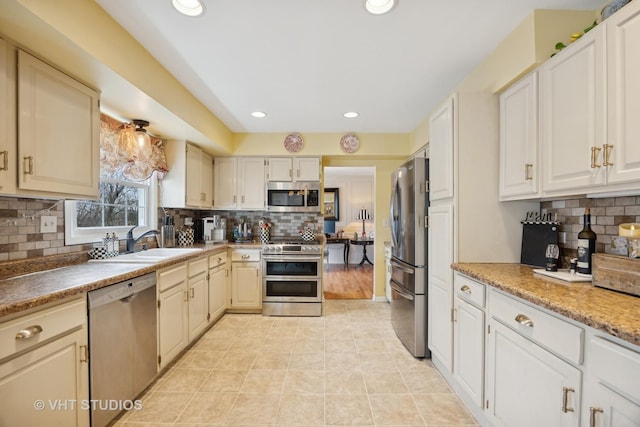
[[40, 215, 58, 233]]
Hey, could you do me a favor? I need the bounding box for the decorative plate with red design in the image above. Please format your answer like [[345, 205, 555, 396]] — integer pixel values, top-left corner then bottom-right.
[[340, 133, 360, 154], [284, 133, 304, 152]]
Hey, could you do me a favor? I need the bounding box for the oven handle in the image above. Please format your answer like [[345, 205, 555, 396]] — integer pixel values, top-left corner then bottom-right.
[[390, 259, 415, 274], [390, 280, 415, 301], [263, 255, 322, 262]]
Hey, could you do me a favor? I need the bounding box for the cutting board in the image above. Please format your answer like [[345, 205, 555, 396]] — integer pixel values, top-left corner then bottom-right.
[[533, 269, 592, 282], [521, 222, 559, 267]]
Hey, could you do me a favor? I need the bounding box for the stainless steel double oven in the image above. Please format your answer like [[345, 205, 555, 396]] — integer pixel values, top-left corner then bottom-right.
[[262, 239, 323, 316]]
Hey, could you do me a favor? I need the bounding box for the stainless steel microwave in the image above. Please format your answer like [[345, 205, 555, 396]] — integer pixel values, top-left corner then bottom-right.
[[266, 182, 321, 212]]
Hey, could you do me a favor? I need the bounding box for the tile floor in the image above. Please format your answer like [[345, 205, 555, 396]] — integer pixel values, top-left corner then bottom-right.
[[115, 300, 478, 426]]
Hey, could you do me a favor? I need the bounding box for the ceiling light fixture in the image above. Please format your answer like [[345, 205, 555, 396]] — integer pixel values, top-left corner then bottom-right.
[[132, 119, 152, 157], [172, 0, 205, 17], [251, 111, 267, 118], [365, 0, 396, 15], [344, 112, 359, 119]]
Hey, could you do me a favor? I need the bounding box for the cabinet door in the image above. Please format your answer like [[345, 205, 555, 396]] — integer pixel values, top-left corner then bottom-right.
[[201, 151, 213, 208], [586, 383, 640, 427], [209, 264, 228, 322], [17, 50, 99, 198], [294, 157, 321, 181], [267, 157, 293, 181], [188, 271, 209, 341], [606, 1, 640, 185], [540, 25, 606, 193], [238, 157, 265, 210], [231, 262, 261, 309], [454, 296, 485, 408], [427, 203, 454, 371], [486, 319, 581, 427], [0, 328, 89, 427], [185, 144, 203, 207], [499, 72, 540, 200], [158, 283, 188, 369], [0, 38, 16, 194], [213, 157, 237, 209], [429, 95, 455, 201]]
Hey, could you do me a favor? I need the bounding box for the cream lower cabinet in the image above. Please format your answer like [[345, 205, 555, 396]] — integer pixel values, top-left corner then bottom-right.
[[453, 273, 486, 409], [486, 290, 582, 427], [208, 252, 228, 322], [0, 298, 89, 427], [584, 337, 640, 427], [230, 249, 261, 310], [187, 256, 209, 341], [428, 202, 454, 372], [157, 263, 189, 369]]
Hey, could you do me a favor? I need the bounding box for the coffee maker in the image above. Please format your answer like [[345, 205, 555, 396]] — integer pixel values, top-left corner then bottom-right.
[[202, 217, 216, 242], [212, 217, 226, 242]]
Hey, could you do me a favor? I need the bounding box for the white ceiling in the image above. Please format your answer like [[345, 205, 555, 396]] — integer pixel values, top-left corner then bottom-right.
[[96, 0, 603, 134]]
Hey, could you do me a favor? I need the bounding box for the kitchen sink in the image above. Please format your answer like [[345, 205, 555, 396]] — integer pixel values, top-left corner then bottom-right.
[[89, 248, 203, 264]]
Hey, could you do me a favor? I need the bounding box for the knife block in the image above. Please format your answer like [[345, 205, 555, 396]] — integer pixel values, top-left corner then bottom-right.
[[520, 222, 559, 267]]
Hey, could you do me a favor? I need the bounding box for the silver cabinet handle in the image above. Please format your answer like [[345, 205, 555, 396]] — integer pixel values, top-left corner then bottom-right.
[[23, 156, 34, 175], [562, 387, 575, 413], [241, 254, 250, 259], [460, 285, 472, 294], [589, 407, 603, 427], [515, 314, 534, 327], [591, 146, 602, 168], [524, 163, 533, 180], [15, 325, 43, 340], [603, 144, 614, 166], [0, 150, 8, 171]]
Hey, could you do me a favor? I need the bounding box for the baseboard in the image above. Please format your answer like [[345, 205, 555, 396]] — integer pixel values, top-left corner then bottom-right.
[[372, 295, 389, 302]]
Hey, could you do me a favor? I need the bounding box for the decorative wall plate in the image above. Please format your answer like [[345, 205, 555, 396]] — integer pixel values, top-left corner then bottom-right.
[[284, 133, 304, 152], [340, 133, 360, 154]]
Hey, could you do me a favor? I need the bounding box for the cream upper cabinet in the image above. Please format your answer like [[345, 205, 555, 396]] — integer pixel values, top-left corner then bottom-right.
[[605, 1, 640, 186], [267, 157, 293, 181], [213, 157, 237, 209], [161, 141, 213, 209], [238, 157, 266, 210], [429, 95, 455, 201], [0, 38, 16, 195], [540, 24, 606, 194], [267, 157, 321, 182], [499, 71, 540, 200], [213, 157, 265, 210], [17, 49, 99, 199]]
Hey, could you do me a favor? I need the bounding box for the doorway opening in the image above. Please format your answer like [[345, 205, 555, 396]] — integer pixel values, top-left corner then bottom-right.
[[322, 166, 375, 299]]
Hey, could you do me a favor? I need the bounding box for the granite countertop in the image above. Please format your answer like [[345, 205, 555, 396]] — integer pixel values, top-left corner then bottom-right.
[[452, 263, 640, 347], [0, 244, 233, 320]]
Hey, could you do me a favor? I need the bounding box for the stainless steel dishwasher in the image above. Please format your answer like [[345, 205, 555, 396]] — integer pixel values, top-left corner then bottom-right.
[[88, 272, 157, 427]]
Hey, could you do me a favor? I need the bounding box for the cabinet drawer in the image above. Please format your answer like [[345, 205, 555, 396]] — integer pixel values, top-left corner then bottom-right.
[[158, 263, 187, 293], [231, 249, 260, 262], [208, 251, 227, 268], [188, 256, 208, 278], [454, 273, 486, 308], [0, 298, 86, 361], [590, 336, 640, 401], [490, 290, 584, 364]]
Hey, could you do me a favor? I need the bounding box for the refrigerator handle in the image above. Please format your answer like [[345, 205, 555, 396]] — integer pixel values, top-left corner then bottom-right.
[[390, 176, 400, 248], [390, 259, 415, 274], [390, 280, 415, 301]]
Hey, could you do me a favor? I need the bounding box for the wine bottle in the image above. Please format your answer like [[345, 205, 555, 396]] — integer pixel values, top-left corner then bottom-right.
[[576, 208, 596, 274]]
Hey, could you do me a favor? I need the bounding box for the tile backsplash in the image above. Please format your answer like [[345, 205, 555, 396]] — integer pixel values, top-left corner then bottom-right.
[[540, 195, 640, 260]]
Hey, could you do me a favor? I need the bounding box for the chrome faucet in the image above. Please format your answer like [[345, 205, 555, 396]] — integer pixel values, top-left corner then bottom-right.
[[126, 226, 159, 253]]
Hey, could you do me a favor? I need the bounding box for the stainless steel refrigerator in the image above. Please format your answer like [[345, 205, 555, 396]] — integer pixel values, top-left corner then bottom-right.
[[389, 157, 430, 357]]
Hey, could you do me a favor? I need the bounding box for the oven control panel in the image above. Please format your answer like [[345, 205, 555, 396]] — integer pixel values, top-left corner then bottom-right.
[[262, 244, 322, 255]]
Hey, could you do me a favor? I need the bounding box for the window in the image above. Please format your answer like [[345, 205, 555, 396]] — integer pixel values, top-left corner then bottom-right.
[[65, 174, 157, 245]]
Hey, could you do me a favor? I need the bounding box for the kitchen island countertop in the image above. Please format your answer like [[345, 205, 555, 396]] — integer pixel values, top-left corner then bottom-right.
[[452, 263, 640, 347]]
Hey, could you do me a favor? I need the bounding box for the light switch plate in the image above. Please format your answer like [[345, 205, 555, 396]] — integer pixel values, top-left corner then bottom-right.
[[40, 215, 57, 233]]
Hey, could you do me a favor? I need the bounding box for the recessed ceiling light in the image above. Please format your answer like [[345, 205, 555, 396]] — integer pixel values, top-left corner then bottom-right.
[[344, 112, 359, 118], [172, 0, 205, 17], [365, 0, 395, 15], [251, 111, 267, 118]]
